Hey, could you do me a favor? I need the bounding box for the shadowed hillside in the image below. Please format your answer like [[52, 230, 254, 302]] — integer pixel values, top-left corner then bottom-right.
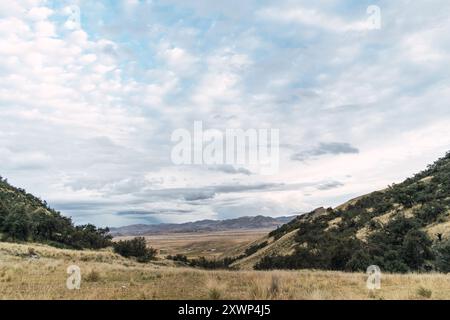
[[233, 152, 450, 273]]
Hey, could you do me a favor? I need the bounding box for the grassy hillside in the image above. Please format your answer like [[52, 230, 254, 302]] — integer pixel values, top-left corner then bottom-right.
[[234, 152, 450, 273], [0, 176, 111, 249]]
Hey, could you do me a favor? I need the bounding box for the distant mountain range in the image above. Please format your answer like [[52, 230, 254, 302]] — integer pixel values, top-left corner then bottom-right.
[[109, 215, 297, 236]]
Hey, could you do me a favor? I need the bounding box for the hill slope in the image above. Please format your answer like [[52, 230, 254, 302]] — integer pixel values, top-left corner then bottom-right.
[[232, 152, 450, 273], [0, 176, 111, 249], [109, 215, 296, 236]]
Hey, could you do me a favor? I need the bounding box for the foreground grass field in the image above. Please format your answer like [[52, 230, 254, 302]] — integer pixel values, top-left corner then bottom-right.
[[1, 241, 450, 300]]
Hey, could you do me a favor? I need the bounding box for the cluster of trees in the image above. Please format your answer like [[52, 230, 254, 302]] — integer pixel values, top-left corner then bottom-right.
[[245, 241, 268, 256], [113, 237, 157, 262], [255, 152, 450, 273], [167, 254, 244, 269], [189, 256, 240, 269], [167, 254, 190, 263], [0, 177, 111, 249]]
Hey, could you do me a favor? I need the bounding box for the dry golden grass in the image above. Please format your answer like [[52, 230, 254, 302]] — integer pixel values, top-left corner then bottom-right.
[[426, 220, 450, 239], [1, 241, 450, 300], [231, 230, 298, 270]]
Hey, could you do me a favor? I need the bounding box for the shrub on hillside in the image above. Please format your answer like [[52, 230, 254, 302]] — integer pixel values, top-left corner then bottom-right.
[[166, 254, 189, 263], [415, 203, 446, 224], [167, 254, 244, 269], [1, 206, 30, 241], [113, 237, 157, 262], [189, 256, 238, 269], [245, 241, 268, 256], [434, 240, 450, 273]]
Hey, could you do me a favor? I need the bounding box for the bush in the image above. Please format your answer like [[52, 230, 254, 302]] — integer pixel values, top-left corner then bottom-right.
[[189, 256, 234, 269], [416, 287, 432, 298], [69, 224, 112, 249], [208, 288, 222, 300], [1, 207, 30, 241], [113, 237, 157, 262], [401, 229, 434, 269], [167, 254, 244, 270], [415, 203, 446, 224], [85, 270, 101, 282], [345, 250, 373, 272], [167, 254, 189, 263], [245, 241, 268, 256], [434, 240, 450, 272]]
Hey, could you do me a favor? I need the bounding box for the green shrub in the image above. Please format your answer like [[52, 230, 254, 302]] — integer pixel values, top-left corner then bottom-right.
[[208, 288, 222, 300], [416, 287, 432, 298], [415, 203, 446, 224], [245, 241, 268, 256], [113, 237, 157, 262], [434, 240, 450, 272], [167, 254, 189, 263], [1, 207, 30, 241], [85, 270, 101, 282]]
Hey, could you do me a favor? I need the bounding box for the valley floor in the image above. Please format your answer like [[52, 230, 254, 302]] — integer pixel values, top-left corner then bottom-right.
[[1, 242, 450, 300], [114, 229, 270, 259]]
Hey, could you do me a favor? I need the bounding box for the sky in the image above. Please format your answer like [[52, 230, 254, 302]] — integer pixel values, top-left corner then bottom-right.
[[1, 0, 450, 227]]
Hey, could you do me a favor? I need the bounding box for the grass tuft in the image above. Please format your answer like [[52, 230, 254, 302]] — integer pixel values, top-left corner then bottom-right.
[[85, 270, 101, 282], [416, 286, 432, 299]]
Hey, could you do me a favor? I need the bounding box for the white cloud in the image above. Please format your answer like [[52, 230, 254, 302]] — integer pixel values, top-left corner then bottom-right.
[[158, 43, 198, 74], [1, 0, 449, 227], [27, 6, 53, 21], [257, 6, 370, 32], [191, 48, 251, 110]]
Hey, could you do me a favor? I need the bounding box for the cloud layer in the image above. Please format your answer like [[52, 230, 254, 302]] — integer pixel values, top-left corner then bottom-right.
[[1, 0, 450, 226]]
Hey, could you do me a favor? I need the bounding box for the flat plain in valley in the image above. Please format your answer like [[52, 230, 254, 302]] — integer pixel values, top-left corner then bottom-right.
[[114, 229, 271, 258]]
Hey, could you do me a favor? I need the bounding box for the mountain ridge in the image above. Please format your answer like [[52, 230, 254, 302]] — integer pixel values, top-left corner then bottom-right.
[[110, 215, 297, 236]]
